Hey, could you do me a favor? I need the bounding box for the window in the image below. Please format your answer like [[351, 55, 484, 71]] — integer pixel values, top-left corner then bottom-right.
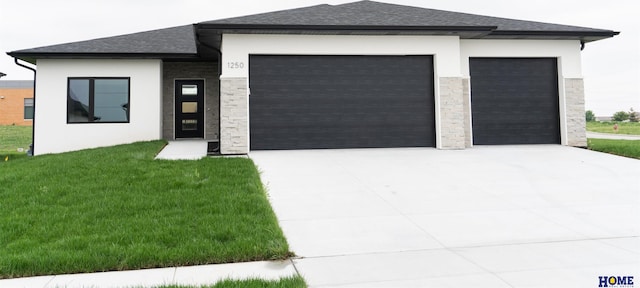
[[24, 98, 34, 120], [67, 78, 130, 123]]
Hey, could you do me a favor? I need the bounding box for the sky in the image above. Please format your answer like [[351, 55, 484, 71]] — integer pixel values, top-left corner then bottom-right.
[[1, 0, 638, 116]]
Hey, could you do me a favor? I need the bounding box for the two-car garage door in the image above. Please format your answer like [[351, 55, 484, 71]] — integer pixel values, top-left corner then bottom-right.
[[249, 55, 436, 150]]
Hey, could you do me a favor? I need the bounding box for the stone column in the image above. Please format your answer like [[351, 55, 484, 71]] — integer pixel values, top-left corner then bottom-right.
[[462, 78, 472, 148], [565, 78, 587, 147], [220, 77, 249, 154], [438, 77, 466, 149]]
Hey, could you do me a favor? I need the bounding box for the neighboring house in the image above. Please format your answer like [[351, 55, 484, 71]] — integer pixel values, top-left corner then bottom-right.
[[0, 80, 34, 126], [7, 1, 617, 155], [596, 116, 613, 122]]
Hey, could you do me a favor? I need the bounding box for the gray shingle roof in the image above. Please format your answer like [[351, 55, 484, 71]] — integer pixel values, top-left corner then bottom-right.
[[8, 1, 617, 61], [201, 1, 616, 37], [8, 25, 197, 61]]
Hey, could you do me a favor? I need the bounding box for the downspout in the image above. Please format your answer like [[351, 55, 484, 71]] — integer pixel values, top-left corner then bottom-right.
[[195, 30, 223, 153], [14, 58, 36, 156], [580, 41, 586, 51]]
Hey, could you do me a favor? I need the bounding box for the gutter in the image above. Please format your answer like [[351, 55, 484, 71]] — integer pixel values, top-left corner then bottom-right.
[[486, 30, 620, 43], [197, 23, 499, 32], [194, 27, 223, 154], [197, 24, 620, 42], [13, 58, 36, 156], [6, 52, 199, 61]]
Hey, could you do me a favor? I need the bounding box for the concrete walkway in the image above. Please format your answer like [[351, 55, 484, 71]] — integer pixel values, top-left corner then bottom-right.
[[0, 261, 297, 288], [251, 146, 640, 287], [154, 140, 208, 160], [587, 131, 640, 140]]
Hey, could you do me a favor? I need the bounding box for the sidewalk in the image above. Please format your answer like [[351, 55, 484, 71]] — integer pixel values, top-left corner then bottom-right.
[[0, 260, 298, 288], [587, 131, 640, 140]]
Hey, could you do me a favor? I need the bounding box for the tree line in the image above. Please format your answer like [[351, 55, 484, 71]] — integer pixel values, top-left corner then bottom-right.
[[586, 108, 638, 122]]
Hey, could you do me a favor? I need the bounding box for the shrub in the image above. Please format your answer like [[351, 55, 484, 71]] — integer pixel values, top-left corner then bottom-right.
[[612, 111, 630, 122], [585, 110, 596, 122], [629, 108, 638, 122]]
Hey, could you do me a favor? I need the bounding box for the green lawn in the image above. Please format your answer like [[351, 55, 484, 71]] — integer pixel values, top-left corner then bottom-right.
[[0, 141, 291, 278], [0, 125, 32, 161], [586, 121, 640, 135], [588, 138, 640, 159], [158, 276, 307, 288]]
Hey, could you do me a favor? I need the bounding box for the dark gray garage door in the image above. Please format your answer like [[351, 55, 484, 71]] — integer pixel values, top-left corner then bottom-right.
[[470, 58, 560, 145], [249, 55, 435, 150]]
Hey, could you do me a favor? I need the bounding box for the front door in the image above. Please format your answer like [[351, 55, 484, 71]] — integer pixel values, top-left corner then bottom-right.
[[175, 80, 204, 138]]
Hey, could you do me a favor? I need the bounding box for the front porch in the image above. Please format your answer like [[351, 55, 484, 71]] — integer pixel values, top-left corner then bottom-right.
[[162, 61, 220, 143]]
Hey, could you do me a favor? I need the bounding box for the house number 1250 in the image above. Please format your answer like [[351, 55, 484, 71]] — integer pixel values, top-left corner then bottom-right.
[[227, 62, 245, 69]]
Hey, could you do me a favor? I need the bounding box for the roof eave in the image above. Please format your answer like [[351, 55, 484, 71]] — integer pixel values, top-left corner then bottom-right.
[[198, 23, 498, 31], [197, 24, 499, 39], [6, 52, 200, 63], [198, 23, 500, 35], [487, 30, 620, 42], [197, 24, 619, 42]]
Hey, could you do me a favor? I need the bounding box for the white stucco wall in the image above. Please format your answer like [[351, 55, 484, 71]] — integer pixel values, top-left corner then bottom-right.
[[460, 39, 584, 146], [221, 34, 462, 78], [34, 59, 162, 155], [460, 39, 583, 78]]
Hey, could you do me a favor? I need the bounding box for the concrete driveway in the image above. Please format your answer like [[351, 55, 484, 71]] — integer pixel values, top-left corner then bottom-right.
[[250, 146, 639, 287]]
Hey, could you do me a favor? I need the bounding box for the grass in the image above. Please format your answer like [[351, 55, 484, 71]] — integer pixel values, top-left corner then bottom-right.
[[0, 125, 32, 161], [586, 121, 640, 135], [157, 276, 307, 288], [587, 138, 640, 159], [0, 141, 291, 278]]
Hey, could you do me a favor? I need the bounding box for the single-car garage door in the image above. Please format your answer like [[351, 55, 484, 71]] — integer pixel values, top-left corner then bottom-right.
[[470, 58, 560, 145], [249, 55, 435, 150]]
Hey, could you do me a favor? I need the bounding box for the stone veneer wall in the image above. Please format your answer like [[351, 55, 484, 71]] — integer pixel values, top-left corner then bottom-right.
[[438, 77, 466, 149], [220, 77, 248, 154], [462, 78, 472, 148], [162, 61, 219, 140], [565, 78, 587, 147]]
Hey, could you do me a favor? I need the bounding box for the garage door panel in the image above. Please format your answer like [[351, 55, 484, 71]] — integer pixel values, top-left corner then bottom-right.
[[470, 58, 560, 145], [250, 55, 435, 150], [251, 126, 431, 149], [252, 110, 431, 130]]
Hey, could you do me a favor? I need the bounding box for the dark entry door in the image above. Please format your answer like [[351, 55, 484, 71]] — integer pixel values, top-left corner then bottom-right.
[[249, 55, 435, 150], [175, 80, 204, 138]]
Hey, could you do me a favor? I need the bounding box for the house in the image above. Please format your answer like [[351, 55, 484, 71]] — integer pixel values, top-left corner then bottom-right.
[[596, 116, 613, 122], [7, 1, 618, 155], [0, 80, 34, 126]]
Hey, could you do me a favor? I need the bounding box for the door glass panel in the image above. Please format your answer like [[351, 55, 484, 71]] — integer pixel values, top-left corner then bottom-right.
[[182, 102, 198, 113], [182, 85, 198, 96], [182, 119, 198, 130]]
